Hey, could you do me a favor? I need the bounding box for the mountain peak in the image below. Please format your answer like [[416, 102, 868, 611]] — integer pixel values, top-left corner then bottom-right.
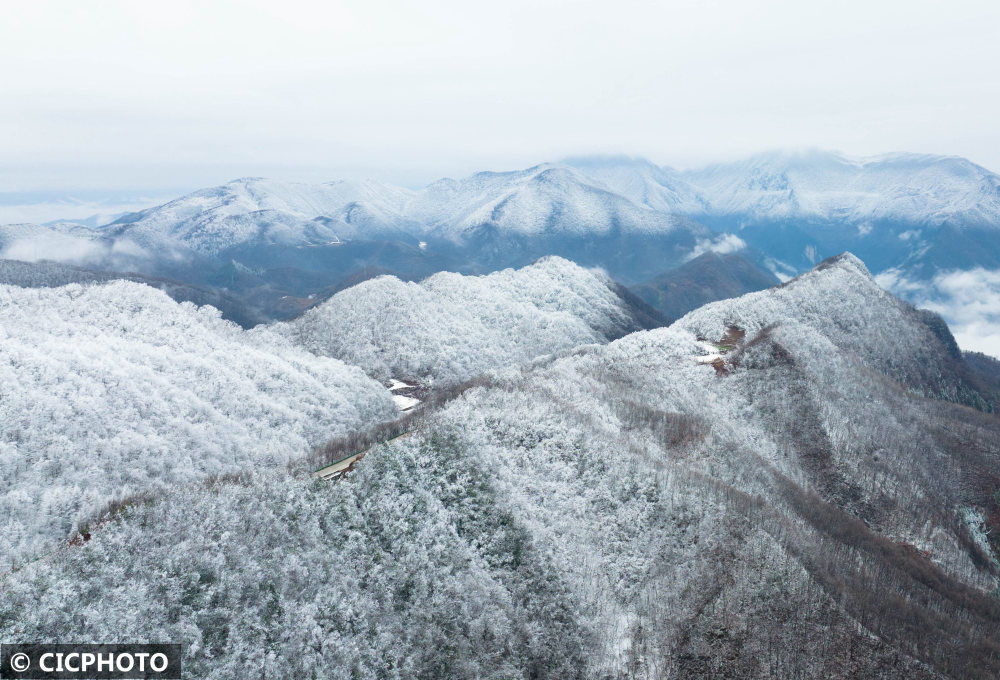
[[675, 248, 971, 399], [561, 154, 661, 170], [812, 251, 872, 279]]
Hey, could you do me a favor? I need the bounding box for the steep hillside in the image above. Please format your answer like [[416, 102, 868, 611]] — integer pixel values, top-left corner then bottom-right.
[[679, 253, 998, 410], [5, 254, 999, 678], [277, 256, 658, 386], [631, 252, 780, 321], [0, 281, 396, 571]]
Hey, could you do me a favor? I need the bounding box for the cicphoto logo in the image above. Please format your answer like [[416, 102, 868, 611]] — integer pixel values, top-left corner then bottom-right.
[[1, 644, 181, 679]]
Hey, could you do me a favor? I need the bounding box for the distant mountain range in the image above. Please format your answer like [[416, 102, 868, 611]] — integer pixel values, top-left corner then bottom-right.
[[3, 149, 998, 352]]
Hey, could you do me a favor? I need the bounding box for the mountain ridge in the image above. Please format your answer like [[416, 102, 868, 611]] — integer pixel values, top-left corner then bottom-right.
[[5, 251, 998, 678], [4, 150, 1000, 353]]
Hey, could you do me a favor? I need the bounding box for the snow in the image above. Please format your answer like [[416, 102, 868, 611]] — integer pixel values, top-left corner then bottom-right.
[[960, 507, 998, 565], [1, 254, 996, 677], [102, 177, 418, 256], [276, 256, 644, 385], [12, 151, 996, 273], [408, 163, 686, 238], [0, 280, 396, 570], [681, 150, 1000, 225], [564, 155, 707, 213], [677, 252, 975, 394], [392, 394, 421, 411], [696, 340, 722, 354]]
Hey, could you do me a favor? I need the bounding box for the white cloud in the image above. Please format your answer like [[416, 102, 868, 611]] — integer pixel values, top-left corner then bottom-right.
[[110, 238, 150, 259], [0, 231, 150, 269], [878, 267, 1000, 357], [1, 234, 105, 265], [686, 234, 747, 261], [0, 195, 173, 226]]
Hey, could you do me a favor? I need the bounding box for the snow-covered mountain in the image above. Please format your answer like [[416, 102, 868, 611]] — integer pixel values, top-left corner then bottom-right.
[[0, 281, 396, 571], [683, 150, 1000, 227], [569, 151, 1000, 354], [5, 254, 998, 678], [564, 155, 708, 214], [277, 256, 660, 386], [107, 177, 419, 256], [678, 253, 991, 404], [106, 165, 695, 254], [6, 151, 1000, 351], [59, 165, 720, 292], [566, 150, 1000, 228], [410, 163, 688, 237], [10, 151, 1000, 269]]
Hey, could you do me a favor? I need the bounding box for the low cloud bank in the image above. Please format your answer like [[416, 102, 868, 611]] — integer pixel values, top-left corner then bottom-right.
[[1, 231, 151, 271], [878, 267, 1000, 358]]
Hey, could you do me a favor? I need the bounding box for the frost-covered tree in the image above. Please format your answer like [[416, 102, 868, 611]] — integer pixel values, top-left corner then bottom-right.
[[0, 280, 396, 571], [275, 256, 650, 385], [3, 254, 999, 679]]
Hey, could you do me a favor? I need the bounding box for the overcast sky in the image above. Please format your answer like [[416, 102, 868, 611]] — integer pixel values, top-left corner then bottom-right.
[[2, 0, 999, 195]]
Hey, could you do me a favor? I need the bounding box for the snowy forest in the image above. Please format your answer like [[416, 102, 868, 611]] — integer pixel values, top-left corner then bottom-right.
[[5, 2, 1000, 677], [2, 249, 1000, 679]]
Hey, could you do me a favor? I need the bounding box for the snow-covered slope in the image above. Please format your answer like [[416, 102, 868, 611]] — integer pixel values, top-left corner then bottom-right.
[[0, 281, 396, 570], [679, 254, 926, 364], [677, 253, 984, 399], [683, 150, 1000, 226], [410, 163, 686, 237], [107, 177, 417, 256], [564, 155, 708, 214], [277, 256, 652, 385], [103, 164, 700, 259], [6, 254, 999, 679]]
